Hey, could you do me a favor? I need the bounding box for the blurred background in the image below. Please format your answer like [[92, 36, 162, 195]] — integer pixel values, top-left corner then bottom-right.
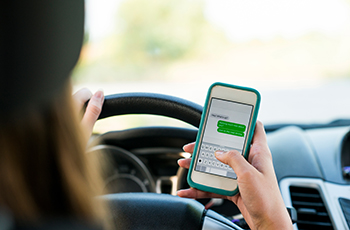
[[72, 0, 350, 133]]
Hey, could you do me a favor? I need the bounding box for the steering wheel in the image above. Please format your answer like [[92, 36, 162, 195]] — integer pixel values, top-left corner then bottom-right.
[[91, 93, 242, 230]]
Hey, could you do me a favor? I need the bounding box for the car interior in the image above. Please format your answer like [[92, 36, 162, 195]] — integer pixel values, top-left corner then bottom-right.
[[3, 0, 350, 230], [90, 93, 350, 230]]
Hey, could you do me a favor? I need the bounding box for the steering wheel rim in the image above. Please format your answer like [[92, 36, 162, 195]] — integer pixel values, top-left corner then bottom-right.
[[98, 92, 203, 127], [95, 93, 241, 230]]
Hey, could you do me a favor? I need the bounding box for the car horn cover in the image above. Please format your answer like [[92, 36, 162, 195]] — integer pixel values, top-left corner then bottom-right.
[[0, 0, 84, 118]]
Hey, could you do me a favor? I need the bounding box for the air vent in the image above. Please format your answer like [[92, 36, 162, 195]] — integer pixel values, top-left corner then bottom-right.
[[290, 186, 333, 230]]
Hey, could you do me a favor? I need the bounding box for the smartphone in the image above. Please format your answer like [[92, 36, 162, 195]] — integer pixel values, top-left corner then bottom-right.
[[187, 82, 260, 196]]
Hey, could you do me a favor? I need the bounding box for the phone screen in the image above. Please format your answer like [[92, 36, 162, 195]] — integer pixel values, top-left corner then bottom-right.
[[195, 97, 253, 179]]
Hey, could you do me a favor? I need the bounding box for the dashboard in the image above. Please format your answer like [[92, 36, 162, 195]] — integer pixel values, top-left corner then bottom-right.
[[89, 99, 350, 230], [273, 125, 350, 230]]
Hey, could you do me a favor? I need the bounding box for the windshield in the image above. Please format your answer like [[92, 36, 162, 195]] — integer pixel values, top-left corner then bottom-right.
[[72, 0, 350, 133]]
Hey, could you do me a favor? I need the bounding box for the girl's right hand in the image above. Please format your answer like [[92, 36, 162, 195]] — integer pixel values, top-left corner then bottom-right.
[[177, 121, 293, 230]]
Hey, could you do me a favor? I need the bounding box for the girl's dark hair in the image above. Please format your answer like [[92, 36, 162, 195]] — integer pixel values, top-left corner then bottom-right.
[[0, 83, 106, 223]]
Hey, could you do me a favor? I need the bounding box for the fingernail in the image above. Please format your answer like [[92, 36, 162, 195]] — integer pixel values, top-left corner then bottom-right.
[[215, 151, 225, 160], [176, 189, 188, 197], [215, 150, 224, 155], [182, 143, 191, 151], [94, 90, 104, 101]]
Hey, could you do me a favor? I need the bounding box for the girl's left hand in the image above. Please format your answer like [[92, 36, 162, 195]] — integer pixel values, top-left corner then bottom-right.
[[73, 88, 104, 138]]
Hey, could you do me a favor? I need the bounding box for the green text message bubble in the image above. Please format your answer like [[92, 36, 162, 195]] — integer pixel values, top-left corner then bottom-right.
[[217, 120, 246, 132], [217, 128, 244, 137]]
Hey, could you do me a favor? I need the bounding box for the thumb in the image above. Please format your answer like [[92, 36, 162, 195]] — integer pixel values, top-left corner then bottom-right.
[[215, 150, 254, 177], [81, 90, 104, 135]]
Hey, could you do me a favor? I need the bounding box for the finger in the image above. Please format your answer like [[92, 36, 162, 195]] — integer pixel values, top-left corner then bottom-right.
[[251, 120, 267, 146], [183, 142, 195, 153], [248, 121, 273, 168], [81, 90, 104, 135], [215, 150, 256, 177], [73, 88, 93, 109], [177, 188, 226, 199], [177, 158, 192, 169]]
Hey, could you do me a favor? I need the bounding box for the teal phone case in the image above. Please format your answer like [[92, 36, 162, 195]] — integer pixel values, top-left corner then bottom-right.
[[187, 82, 261, 196]]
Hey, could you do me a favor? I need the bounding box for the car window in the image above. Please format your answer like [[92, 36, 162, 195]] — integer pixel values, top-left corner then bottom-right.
[[73, 0, 350, 133]]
